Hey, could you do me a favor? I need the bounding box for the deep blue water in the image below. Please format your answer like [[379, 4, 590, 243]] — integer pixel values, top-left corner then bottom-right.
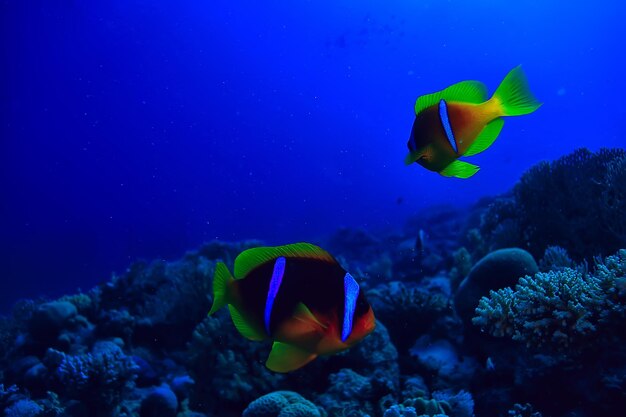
[[2, 0, 625, 310]]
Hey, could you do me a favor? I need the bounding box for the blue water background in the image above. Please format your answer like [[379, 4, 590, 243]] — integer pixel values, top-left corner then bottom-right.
[[2, 0, 624, 310]]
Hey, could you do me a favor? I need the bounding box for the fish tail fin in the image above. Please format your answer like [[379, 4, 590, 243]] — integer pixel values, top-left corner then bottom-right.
[[492, 65, 542, 116], [208, 262, 235, 315]]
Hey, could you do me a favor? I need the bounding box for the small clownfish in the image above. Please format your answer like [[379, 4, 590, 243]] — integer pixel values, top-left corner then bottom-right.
[[405, 66, 541, 178], [208, 243, 376, 372]]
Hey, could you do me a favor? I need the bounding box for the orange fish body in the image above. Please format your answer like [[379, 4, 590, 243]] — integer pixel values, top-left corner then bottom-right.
[[406, 66, 541, 178]]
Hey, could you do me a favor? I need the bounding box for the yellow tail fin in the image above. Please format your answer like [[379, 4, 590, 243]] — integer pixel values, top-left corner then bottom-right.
[[493, 66, 542, 116]]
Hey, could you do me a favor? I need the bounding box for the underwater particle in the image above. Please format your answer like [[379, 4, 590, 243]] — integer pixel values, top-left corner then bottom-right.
[[208, 243, 376, 372], [406, 66, 541, 178]]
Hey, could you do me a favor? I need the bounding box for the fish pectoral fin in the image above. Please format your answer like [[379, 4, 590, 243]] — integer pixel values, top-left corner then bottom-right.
[[293, 303, 328, 329], [228, 304, 266, 341], [463, 118, 505, 157], [404, 150, 425, 165], [440, 160, 480, 179], [273, 303, 325, 345], [266, 342, 317, 373], [405, 146, 434, 165]]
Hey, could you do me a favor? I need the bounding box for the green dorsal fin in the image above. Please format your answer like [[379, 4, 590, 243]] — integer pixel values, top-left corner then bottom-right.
[[463, 118, 505, 157], [440, 160, 480, 179], [234, 243, 335, 279], [414, 80, 487, 115], [228, 304, 266, 341], [266, 342, 317, 373]]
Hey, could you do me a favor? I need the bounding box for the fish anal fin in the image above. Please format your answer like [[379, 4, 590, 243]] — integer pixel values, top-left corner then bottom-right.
[[463, 118, 505, 157], [228, 304, 266, 341], [415, 80, 487, 115], [440, 160, 480, 179], [266, 342, 317, 373], [234, 243, 335, 279]]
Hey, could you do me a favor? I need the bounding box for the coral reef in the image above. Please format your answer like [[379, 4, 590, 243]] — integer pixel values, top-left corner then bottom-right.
[[1, 149, 626, 417], [477, 148, 626, 261], [473, 250, 626, 353], [242, 391, 322, 417], [454, 248, 538, 328], [368, 281, 450, 351]]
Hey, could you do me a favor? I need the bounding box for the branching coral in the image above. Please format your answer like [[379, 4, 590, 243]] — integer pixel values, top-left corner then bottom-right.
[[97, 255, 215, 349], [55, 347, 138, 414], [368, 281, 449, 351], [507, 403, 542, 417], [186, 314, 284, 414], [473, 250, 626, 352], [538, 246, 576, 272], [601, 155, 626, 242]]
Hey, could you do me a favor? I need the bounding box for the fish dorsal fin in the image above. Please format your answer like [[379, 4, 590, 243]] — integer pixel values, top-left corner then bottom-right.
[[464, 118, 505, 157], [414, 80, 488, 115], [293, 302, 328, 330], [234, 243, 335, 279], [228, 304, 266, 341], [266, 342, 317, 373], [440, 160, 480, 179]]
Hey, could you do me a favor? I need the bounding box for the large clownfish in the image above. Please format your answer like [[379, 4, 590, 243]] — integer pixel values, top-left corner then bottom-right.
[[208, 243, 376, 372], [405, 66, 541, 178]]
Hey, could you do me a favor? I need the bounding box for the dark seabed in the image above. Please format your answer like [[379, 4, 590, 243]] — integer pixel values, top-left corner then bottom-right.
[[2, 1, 626, 416]]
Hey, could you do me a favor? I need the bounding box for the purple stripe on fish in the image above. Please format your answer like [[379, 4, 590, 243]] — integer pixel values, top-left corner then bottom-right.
[[438, 99, 458, 154], [264, 256, 286, 335], [341, 272, 359, 342]]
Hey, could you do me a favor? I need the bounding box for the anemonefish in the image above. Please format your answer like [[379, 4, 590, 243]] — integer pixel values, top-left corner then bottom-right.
[[208, 243, 376, 372], [405, 66, 541, 178]]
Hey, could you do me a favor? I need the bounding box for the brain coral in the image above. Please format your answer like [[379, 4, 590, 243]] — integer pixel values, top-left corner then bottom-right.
[[242, 391, 321, 417]]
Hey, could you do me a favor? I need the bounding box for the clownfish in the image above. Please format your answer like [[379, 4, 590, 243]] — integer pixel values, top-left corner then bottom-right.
[[405, 66, 541, 178], [208, 243, 376, 372]]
